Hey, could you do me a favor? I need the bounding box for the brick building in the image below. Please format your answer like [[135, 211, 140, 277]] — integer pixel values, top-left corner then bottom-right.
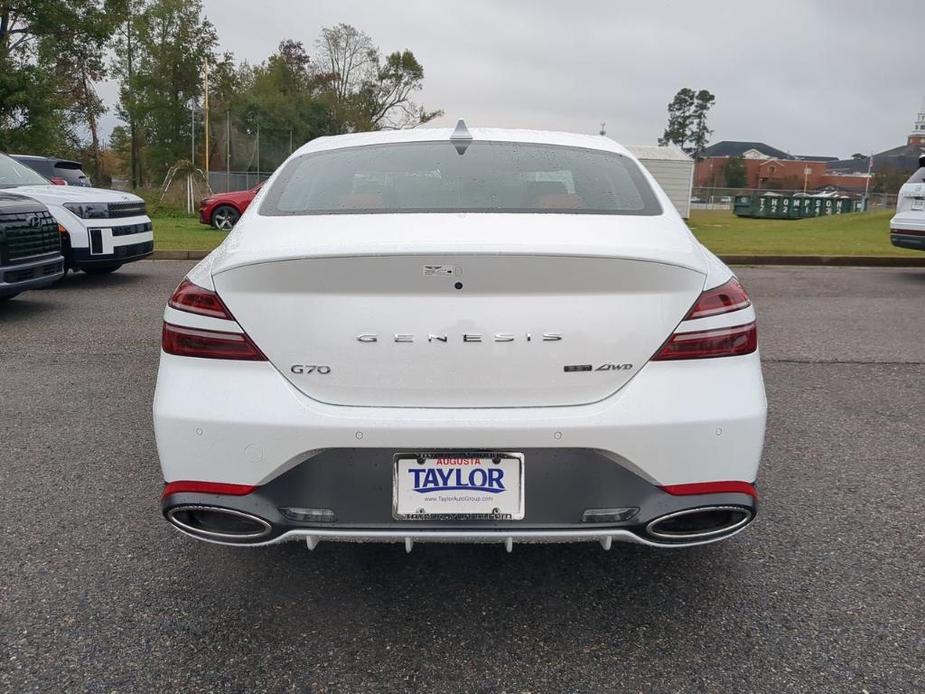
[[693, 141, 870, 192], [693, 100, 925, 193]]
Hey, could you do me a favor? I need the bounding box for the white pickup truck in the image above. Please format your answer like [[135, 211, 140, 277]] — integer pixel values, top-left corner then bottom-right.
[[0, 152, 153, 274]]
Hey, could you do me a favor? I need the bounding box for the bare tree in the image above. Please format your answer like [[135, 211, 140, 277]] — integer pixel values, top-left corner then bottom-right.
[[315, 23, 441, 132]]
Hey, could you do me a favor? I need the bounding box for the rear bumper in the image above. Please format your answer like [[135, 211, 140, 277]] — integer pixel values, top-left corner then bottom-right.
[[70, 239, 153, 267], [0, 254, 64, 295], [890, 232, 925, 251], [154, 350, 767, 547], [161, 448, 757, 548]]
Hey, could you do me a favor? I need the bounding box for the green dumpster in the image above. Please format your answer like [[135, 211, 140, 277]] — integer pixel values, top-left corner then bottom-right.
[[733, 193, 859, 219]]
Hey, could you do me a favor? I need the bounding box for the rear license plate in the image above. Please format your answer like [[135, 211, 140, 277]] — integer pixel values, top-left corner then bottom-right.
[[911, 198, 925, 211], [393, 453, 524, 520]]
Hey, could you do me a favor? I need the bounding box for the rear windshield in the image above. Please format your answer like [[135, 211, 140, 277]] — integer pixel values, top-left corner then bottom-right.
[[55, 162, 90, 184], [0, 154, 50, 187], [260, 141, 662, 216], [906, 166, 925, 184]]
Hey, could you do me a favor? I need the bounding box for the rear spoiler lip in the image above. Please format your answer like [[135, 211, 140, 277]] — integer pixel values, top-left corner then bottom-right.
[[211, 249, 708, 278]]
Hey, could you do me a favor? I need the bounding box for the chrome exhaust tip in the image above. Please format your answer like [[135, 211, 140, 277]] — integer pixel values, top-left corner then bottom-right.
[[646, 506, 753, 543], [166, 505, 272, 542]]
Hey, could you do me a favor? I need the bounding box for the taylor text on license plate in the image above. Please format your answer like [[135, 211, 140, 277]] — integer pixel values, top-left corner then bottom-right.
[[393, 453, 524, 520]]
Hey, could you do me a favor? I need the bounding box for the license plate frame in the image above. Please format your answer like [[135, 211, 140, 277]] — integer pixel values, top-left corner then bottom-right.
[[911, 197, 925, 211], [392, 452, 525, 521]]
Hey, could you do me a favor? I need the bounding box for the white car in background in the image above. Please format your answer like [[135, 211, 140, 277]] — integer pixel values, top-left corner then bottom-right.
[[890, 154, 925, 251], [0, 153, 153, 274], [154, 123, 767, 551]]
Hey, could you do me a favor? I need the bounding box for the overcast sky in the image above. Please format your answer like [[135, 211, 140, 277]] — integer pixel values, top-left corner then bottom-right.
[[100, 0, 923, 158]]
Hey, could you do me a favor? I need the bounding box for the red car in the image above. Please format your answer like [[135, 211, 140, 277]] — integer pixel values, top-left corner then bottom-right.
[[199, 182, 263, 230]]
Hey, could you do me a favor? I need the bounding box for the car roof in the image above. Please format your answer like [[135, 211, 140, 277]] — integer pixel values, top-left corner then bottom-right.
[[11, 154, 83, 166], [291, 126, 634, 159]]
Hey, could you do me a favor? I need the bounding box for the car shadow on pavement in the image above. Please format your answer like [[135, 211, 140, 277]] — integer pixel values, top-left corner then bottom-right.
[[893, 268, 925, 286], [0, 296, 56, 322], [56, 270, 147, 290]]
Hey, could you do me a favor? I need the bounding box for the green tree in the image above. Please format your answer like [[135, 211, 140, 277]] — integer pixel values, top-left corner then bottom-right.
[[689, 90, 715, 155], [0, 1, 123, 155], [871, 166, 913, 195], [724, 156, 747, 188], [112, 0, 217, 184], [658, 87, 715, 155], [232, 40, 333, 170]]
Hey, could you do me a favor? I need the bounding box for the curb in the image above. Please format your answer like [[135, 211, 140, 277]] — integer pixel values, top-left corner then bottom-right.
[[150, 249, 925, 267], [718, 255, 925, 267], [152, 250, 211, 260]]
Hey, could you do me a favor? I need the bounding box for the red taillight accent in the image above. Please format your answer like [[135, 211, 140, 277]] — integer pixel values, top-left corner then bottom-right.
[[686, 278, 751, 320], [653, 322, 757, 361], [661, 481, 757, 499], [162, 480, 258, 499], [168, 279, 234, 319], [49, 176, 68, 185], [162, 323, 267, 360]]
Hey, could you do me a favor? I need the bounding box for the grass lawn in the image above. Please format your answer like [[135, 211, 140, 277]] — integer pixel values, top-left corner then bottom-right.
[[152, 215, 228, 251], [152, 209, 915, 257], [688, 209, 915, 257]]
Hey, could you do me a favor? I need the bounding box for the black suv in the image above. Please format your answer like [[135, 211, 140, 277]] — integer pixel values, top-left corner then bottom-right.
[[0, 192, 65, 300], [10, 154, 92, 187]]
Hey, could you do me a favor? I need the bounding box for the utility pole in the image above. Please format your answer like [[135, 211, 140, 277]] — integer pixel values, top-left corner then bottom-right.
[[256, 124, 260, 182], [126, 11, 139, 188], [862, 153, 873, 210], [226, 111, 231, 192], [203, 58, 210, 182]]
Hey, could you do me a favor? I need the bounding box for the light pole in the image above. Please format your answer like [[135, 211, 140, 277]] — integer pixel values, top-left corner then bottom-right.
[[203, 58, 210, 185], [189, 100, 203, 167]]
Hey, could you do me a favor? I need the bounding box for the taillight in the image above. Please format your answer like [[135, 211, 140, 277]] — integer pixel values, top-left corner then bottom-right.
[[651, 277, 757, 361], [168, 278, 233, 319], [164, 279, 266, 360], [49, 176, 68, 185], [660, 481, 758, 499], [686, 278, 751, 319], [653, 323, 757, 361], [162, 480, 257, 499], [162, 323, 266, 360]]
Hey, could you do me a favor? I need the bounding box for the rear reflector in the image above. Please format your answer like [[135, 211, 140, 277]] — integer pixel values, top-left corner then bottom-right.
[[686, 278, 751, 319], [169, 279, 234, 319], [653, 322, 757, 361], [162, 480, 258, 499], [162, 323, 267, 360], [660, 481, 758, 498]]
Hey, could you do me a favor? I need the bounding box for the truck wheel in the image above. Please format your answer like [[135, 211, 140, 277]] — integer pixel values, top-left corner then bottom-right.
[[211, 205, 240, 230]]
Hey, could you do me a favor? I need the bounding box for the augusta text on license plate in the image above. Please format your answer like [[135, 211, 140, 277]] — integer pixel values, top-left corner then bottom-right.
[[393, 453, 525, 520]]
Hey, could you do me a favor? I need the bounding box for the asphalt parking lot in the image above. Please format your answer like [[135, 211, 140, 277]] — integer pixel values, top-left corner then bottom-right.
[[1, 261, 923, 693]]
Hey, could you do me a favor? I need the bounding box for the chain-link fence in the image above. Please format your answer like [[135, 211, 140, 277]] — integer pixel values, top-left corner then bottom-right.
[[208, 171, 272, 193]]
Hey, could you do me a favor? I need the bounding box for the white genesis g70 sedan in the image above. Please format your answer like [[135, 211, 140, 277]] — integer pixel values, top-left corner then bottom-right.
[[153, 123, 767, 551]]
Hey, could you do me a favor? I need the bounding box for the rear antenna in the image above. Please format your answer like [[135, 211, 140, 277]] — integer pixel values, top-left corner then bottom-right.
[[450, 118, 472, 155]]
